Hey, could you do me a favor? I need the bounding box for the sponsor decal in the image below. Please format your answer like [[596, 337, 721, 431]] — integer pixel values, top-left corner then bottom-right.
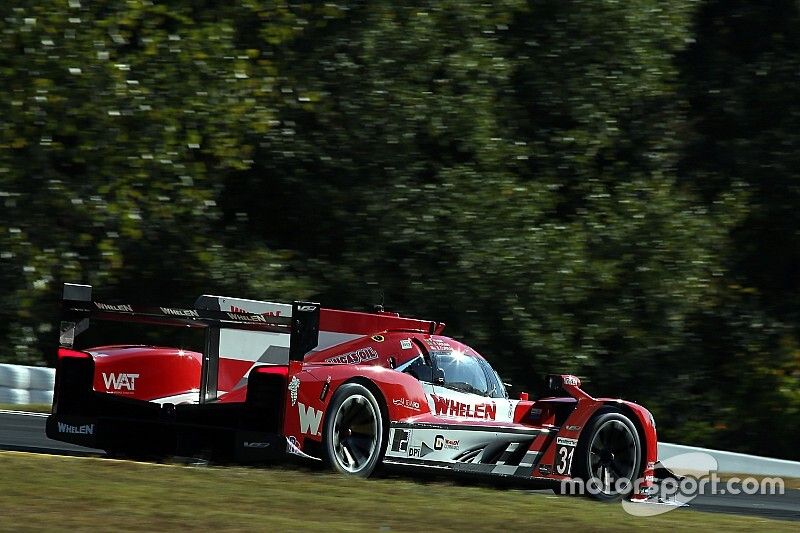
[[390, 429, 410, 453], [554, 436, 578, 475], [371, 334, 385, 342], [230, 305, 282, 317], [555, 444, 576, 475], [288, 375, 300, 406], [298, 402, 323, 436], [287, 435, 301, 454], [400, 339, 413, 350], [563, 375, 580, 387], [431, 394, 497, 420], [160, 307, 199, 317], [392, 398, 421, 411], [324, 347, 379, 365], [408, 442, 434, 458], [57, 421, 94, 435], [59, 321, 76, 347], [424, 338, 452, 351], [226, 311, 267, 322], [243, 441, 270, 449], [296, 305, 317, 312], [319, 375, 331, 401], [565, 425, 581, 432], [95, 302, 133, 312], [102, 372, 139, 392], [433, 434, 459, 451]]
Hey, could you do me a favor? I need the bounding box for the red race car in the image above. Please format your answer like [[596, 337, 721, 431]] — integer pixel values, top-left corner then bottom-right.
[[48, 283, 674, 501]]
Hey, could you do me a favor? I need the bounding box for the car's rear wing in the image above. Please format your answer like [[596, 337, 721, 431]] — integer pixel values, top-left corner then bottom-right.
[[59, 283, 320, 402]]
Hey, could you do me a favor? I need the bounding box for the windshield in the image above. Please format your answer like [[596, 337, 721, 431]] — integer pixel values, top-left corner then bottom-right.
[[433, 350, 507, 398]]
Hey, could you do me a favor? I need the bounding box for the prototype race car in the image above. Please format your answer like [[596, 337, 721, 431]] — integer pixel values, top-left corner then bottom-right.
[[48, 283, 671, 501]]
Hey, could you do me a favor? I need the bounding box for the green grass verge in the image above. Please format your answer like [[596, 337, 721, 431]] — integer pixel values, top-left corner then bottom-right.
[[0, 403, 50, 413], [0, 452, 794, 532]]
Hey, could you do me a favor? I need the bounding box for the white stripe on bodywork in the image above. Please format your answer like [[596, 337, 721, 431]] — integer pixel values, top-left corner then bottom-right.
[[491, 465, 520, 475], [219, 330, 289, 362], [498, 442, 521, 465], [221, 331, 364, 391], [519, 451, 540, 467], [149, 390, 201, 405], [219, 328, 361, 364]]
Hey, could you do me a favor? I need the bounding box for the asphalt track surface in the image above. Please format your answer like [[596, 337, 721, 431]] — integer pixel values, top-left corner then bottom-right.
[[1, 410, 798, 521]]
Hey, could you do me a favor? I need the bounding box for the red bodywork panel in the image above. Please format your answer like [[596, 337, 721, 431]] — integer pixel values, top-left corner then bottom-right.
[[89, 345, 201, 402], [318, 309, 441, 336]]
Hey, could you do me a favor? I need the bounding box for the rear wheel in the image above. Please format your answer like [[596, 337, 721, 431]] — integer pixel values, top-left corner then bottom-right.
[[322, 383, 385, 477], [573, 408, 641, 501]]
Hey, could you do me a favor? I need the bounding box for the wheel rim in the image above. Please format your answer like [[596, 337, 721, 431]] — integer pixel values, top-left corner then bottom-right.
[[587, 419, 638, 495], [331, 394, 379, 473]]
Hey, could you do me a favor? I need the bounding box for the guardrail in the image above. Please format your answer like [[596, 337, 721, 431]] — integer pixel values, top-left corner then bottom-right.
[[0, 363, 54, 405], [659, 442, 800, 478]]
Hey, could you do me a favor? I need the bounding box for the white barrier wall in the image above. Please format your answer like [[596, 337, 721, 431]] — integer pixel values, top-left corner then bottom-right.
[[0, 363, 54, 405], [659, 442, 800, 477]]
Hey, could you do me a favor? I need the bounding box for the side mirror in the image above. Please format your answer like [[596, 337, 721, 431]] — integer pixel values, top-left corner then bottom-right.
[[519, 392, 529, 401], [544, 374, 581, 396]]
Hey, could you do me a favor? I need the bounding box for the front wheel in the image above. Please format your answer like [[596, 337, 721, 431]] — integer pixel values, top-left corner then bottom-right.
[[322, 383, 385, 477], [573, 408, 642, 501]]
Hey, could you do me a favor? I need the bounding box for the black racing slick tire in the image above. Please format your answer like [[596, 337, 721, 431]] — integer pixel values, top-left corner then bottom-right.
[[573, 408, 642, 502], [322, 383, 386, 477]]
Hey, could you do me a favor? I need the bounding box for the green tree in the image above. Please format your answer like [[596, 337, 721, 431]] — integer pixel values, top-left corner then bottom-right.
[[674, 0, 800, 458], [225, 1, 745, 439], [0, 1, 311, 364]]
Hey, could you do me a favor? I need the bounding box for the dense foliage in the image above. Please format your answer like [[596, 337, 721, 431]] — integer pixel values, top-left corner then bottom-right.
[[1, 1, 797, 459]]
